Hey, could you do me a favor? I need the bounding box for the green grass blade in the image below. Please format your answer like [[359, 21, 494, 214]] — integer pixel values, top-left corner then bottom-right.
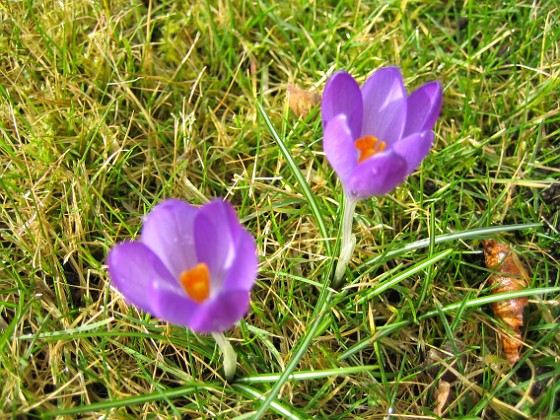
[[257, 102, 331, 256], [356, 248, 453, 304]]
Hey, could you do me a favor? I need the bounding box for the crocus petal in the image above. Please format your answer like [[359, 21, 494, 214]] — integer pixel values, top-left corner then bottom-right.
[[188, 290, 251, 333], [108, 242, 176, 313], [147, 276, 201, 328], [149, 281, 250, 333], [321, 71, 363, 140], [194, 200, 239, 292], [108, 198, 258, 335], [403, 81, 443, 137], [393, 131, 434, 174], [360, 67, 407, 143], [141, 199, 198, 278], [347, 152, 408, 198], [222, 229, 258, 291], [323, 114, 358, 184]]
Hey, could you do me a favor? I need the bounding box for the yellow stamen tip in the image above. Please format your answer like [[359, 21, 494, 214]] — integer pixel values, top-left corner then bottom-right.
[[180, 263, 210, 303], [355, 136, 386, 163]]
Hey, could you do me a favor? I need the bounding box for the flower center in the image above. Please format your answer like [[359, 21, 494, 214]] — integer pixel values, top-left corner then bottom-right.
[[180, 263, 210, 303], [354, 136, 386, 163]]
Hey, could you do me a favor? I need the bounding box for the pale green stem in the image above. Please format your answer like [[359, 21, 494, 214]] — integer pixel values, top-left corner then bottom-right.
[[211, 332, 237, 380], [333, 192, 358, 288]]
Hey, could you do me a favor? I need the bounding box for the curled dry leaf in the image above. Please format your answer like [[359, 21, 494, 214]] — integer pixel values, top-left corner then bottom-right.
[[483, 239, 530, 366], [434, 380, 451, 418], [287, 84, 321, 118]]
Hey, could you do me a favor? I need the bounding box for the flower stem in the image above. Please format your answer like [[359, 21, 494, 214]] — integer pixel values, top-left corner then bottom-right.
[[332, 192, 358, 288], [211, 332, 237, 380]]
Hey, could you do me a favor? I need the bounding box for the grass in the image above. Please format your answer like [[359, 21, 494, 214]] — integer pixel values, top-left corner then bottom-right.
[[1, 0, 559, 418]]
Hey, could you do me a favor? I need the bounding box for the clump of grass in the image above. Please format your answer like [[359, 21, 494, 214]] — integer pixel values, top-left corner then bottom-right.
[[1, 0, 559, 418]]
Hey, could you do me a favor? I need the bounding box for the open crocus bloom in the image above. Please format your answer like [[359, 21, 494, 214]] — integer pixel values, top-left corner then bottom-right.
[[108, 199, 258, 334], [322, 67, 443, 200]]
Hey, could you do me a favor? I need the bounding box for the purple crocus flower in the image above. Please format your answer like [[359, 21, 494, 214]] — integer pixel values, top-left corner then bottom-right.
[[108, 199, 258, 334], [322, 67, 442, 199]]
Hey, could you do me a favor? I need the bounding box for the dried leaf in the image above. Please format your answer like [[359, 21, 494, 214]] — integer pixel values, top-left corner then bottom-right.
[[423, 340, 466, 382], [287, 84, 321, 118], [421, 339, 466, 416], [434, 380, 451, 417], [483, 239, 530, 366]]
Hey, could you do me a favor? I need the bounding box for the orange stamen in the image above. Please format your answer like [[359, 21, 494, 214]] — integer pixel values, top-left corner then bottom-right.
[[180, 263, 210, 303], [354, 136, 386, 163]]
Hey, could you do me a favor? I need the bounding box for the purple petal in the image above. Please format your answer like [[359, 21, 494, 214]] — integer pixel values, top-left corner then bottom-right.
[[393, 131, 434, 174], [222, 229, 258, 292], [108, 242, 176, 313], [194, 200, 239, 292], [141, 199, 199, 278], [149, 283, 250, 333], [360, 67, 407, 143], [323, 114, 358, 185], [188, 290, 251, 333], [347, 152, 408, 198], [321, 71, 363, 140], [403, 81, 443, 137], [147, 276, 202, 328]]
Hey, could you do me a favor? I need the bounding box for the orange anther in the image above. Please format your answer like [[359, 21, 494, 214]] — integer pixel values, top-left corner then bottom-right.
[[354, 136, 386, 163], [180, 263, 210, 303]]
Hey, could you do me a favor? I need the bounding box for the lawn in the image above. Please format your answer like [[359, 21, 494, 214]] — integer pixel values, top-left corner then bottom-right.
[[1, 0, 559, 418]]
